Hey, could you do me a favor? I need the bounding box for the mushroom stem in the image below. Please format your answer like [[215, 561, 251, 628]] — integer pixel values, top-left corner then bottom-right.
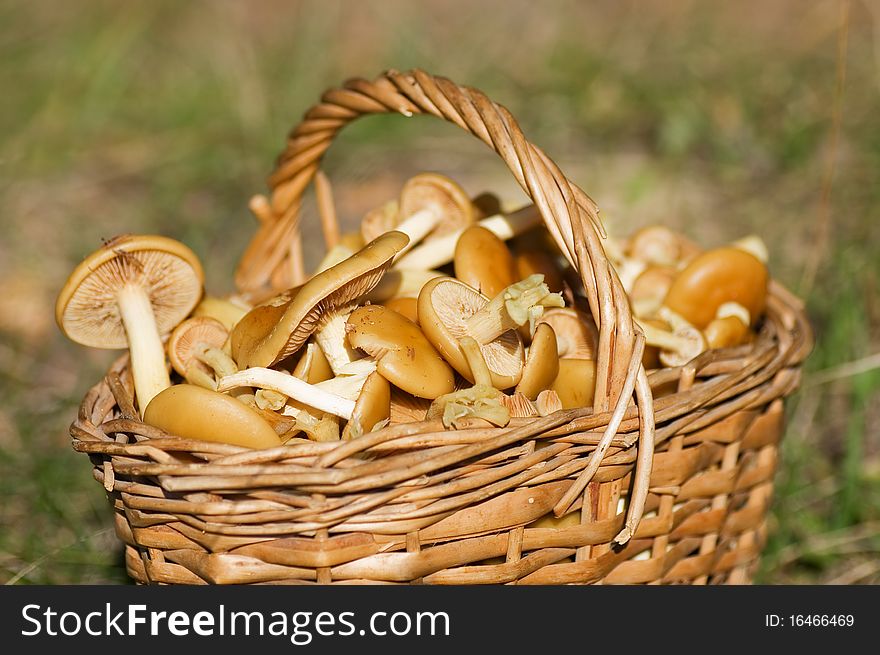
[[458, 336, 494, 387], [193, 345, 238, 379], [314, 308, 370, 375], [389, 207, 442, 259], [394, 204, 541, 270], [116, 284, 171, 416], [465, 274, 565, 345], [216, 367, 356, 420]]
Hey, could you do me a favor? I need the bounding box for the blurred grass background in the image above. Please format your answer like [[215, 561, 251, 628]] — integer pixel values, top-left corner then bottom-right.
[[1, 0, 878, 584]]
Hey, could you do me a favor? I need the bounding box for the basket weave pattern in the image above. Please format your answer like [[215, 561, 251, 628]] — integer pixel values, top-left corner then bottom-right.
[[70, 70, 813, 585]]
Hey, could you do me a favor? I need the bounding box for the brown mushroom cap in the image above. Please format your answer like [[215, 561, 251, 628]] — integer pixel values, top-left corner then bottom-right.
[[399, 172, 474, 238], [535, 307, 598, 359], [453, 225, 518, 298], [231, 231, 409, 368], [143, 383, 282, 449], [345, 304, 455, 399], [515, 322, 560, 400], [229, 286, 301, 367], [704, 314, 751, 349], [56, 234, 204, 349], [551, 358, 597, 409], [167, 316, 230, 378], [663, 246, 768, 329], [192, 295, 251, 332], [341, 371, 391, 440], [417, 276, 524, 390], [629, 265, 677, 316]]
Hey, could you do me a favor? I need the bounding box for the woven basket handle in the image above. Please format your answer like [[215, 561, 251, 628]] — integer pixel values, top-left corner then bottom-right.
[[235, 68, 641, 415]]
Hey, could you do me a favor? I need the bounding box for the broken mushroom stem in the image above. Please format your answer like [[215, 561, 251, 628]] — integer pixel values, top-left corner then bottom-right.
[[216, 367, 357, 420], [465, 274, 565, 345]]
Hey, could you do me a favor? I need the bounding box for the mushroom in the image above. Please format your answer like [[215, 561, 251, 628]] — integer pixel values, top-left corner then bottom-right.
[[361, 173, 474, 260], [535, 389, 563, 416], [498, 392, 539, 418], [389, 389, 432, 424], [534, 307, 598, 360], [629, 265, 677, 318], [166, 316, 236, 390], [341, 371, 391, 440], [703, 302, 752, 349], [191, 294, 251, 331], [515, 322, 560, 400], [143, 383, 282, 449], [344, 304, 455, 399], [55, 234, 204, 416], [360, 269, 445, 304], [550, 359, 598, 409], [453, 225, 518, 298], [513, 247, 567, 294], [417, 276, 524, 390], [626, 224, 682, 268], [394, 203, 542, 271], [662, 246, 769, 330], [381, 297, 420, 324], [230, 231, 409, 374], [635, 313, 706, 368], [471, 191, 502, 220], [291, 341, 334, 384]]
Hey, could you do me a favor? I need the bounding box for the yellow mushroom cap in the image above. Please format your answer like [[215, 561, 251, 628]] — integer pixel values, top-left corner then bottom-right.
[[417, 276, 524, 390], [341, 371, 391, 440], [345, 304, 455, 399], [143, 384, 282, 449], [551, 358, 598, 409], [56, 234, 204, 348]]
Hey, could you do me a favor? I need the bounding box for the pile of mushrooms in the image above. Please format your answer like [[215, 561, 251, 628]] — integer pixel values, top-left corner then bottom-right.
[[56, 173, 771, 450]]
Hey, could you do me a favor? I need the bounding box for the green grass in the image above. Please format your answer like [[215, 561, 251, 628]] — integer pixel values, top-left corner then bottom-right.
[[1, 0, 877, 584]]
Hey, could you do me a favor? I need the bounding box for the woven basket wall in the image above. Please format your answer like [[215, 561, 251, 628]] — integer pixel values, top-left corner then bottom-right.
[[70, 70, 813, 585]]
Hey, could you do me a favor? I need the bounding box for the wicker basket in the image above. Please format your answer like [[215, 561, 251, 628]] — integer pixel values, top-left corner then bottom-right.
[[70, 69, 813, 585]]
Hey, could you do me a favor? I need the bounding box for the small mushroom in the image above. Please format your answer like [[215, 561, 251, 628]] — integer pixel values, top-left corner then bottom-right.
[[515, 322, 560, 400], [626, 224, 681, 267], [341, 371, 391, 440], [550, 359, 598, 409], [55, 234, 204, 416], [535, 389, 563, 416], [471, 191, 503, 220], [704, 302, 752, 349], [513, 248, 567, 294], [534, 307, 598, 360], [166, 316, 236, 389], [394, 204, 542, 271], [629, 265, 677, 318], [143, 384, 282, 449], [663, 246, 769, 330], [230, 231, 409, 373], [453, 225, 518, 298], [362, 173, 474, 260], [417, 276, 524, 390], [389, 389, 432, 424], [191, 294, 251, 331], [635, 314, 706, 367], [344, 304, 455, 399], [361, 269, 445, 303]]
